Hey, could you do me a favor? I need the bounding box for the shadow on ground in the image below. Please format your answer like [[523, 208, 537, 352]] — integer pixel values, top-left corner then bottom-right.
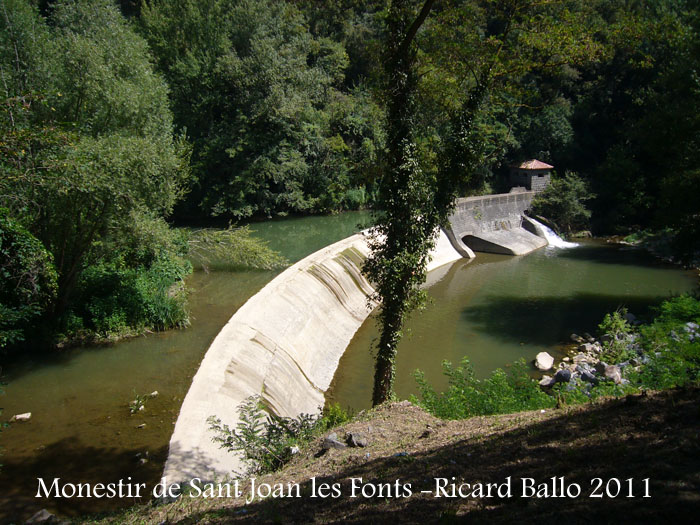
[[172, 388, 700, 524], [0, 441, 172, 523]]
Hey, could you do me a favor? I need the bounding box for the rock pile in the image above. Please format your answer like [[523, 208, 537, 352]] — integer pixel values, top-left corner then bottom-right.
[[536, 330, 642, 395]]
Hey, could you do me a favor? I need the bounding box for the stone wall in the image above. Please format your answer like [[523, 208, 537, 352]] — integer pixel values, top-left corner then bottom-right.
[[444, 191, 547, 256], [447, 192, 536, 237], [531, 173, 551, 192]]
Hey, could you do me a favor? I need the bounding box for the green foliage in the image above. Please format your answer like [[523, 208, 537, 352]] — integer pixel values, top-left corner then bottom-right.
[[531, 171, 594, 234], [634, 295, 700, 389], [364, 0, 441, 406], [209, 396, 350, 475], [141, 0, 383, 220], [634, 348, 699, 391], [341, 187, 368, 210], [567, 295, 700, 398], [73, 254, 190, 337], [549, 0, 700, 251], [549, 380, 590, 406], [0, 0, 53, 95], [49, 0, 175, 139], [366, 0, 602, 406], [0, 210, 57, 349], [412, 358, 555, 420], [551, 378, 638, 406], [0, 0, 192, 347], [654, 295, 700, 324], [55, 211, 192, 339], [416, 296, 700, 419], [511, 98, 574, 165], [128, 391, 149, 414], [187, 226, 287, 272], [318, 402, 352, 431], [598, 308, 635, 364]]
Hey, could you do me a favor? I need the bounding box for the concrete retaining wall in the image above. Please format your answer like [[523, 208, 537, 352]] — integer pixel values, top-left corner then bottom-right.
[[163, 229, 462, 483], [448, 192, 536, 236], [445, 192, 547, 255]]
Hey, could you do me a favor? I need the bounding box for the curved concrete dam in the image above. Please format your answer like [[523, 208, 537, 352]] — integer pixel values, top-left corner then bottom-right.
[[163, 229, 463, 482]]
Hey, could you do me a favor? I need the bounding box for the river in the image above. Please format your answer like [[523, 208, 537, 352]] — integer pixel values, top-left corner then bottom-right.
[[0, 214, 696, 521], [0, 211, 371, 522], [327, 241, 698, 410]]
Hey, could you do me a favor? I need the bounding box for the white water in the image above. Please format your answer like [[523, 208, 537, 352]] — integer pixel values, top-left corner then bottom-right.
[[530, 218, 579, 248]]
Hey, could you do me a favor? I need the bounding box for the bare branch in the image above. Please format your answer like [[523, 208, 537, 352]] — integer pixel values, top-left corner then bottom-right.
[[397, 0, 437, 58]]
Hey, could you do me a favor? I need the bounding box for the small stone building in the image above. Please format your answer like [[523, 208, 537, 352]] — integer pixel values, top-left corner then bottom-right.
[[509, 159, 553, 192]]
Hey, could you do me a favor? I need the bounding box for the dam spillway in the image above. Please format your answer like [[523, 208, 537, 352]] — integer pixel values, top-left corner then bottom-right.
[[163, 229, 463, 483], [164, 193, 549, 483], [445, 191, 547, 256]]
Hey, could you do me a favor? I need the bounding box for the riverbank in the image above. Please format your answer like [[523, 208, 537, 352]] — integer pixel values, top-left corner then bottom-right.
[[530, 293, 700, 407], [78, 387, 700, 524], [0, 212, 372, 523], [612, 229, 700, 271]]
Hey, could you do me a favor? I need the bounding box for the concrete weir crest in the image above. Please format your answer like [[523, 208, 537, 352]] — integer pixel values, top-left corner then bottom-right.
[[164, 196, 548, 483]]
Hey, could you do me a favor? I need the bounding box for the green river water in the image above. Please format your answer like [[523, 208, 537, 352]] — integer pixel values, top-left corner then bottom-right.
[[0, 212, 696, 521], [327, 242, 698, 410], [0, 212, 370, 522]]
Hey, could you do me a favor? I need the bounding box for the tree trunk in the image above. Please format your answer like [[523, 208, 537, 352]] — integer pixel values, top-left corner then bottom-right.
[[372, 307, 402, 405], [369, 0, 435, 406]]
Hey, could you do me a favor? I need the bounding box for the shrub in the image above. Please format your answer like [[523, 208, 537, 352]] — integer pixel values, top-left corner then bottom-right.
[[72, 253, 191, 338], [0, 210, 57, 350], [634, 295, 700, 389], [654, 295, 700, 324], [551, 378, 639, 406], [411, 358, 555, 419], [598, 308, 636, 364], [209, 396, 350, 475], [342, 187, 368, 210]]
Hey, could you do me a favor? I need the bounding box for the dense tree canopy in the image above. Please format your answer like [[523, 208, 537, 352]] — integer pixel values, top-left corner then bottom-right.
[[141, 0, 384, 220], [0, 0, 190, 346], [0, 210, 57, 348], [1, 0, 698, 355]]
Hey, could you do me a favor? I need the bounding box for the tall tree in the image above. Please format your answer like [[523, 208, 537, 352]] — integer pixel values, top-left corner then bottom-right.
[[366, 0, 601, 405], [364, 0, 436, 406], [0, 0, 191, 337]]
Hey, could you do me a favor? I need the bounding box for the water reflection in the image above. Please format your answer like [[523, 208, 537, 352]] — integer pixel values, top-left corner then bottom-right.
[[328, 241, 697, 411]]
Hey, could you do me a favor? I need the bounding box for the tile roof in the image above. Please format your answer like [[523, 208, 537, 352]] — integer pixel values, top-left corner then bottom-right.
[[516, 159, 554, 170]]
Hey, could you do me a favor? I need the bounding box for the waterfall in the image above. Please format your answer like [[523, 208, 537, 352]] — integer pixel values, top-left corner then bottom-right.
[[530, 218, 579, 248]]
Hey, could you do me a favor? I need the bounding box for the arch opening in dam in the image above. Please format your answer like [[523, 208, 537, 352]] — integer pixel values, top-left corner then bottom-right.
[[445, 191, 547, 256]]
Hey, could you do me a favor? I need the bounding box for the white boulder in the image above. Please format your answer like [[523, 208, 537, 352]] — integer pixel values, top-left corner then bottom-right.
[[535, 351, 554, 371]]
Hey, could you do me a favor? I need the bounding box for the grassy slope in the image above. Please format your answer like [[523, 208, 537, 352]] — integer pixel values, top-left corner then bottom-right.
[[87, 388, 700, 524]]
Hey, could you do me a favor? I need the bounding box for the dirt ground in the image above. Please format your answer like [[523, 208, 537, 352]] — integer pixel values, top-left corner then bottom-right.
[[90, 387, 700, 524]]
